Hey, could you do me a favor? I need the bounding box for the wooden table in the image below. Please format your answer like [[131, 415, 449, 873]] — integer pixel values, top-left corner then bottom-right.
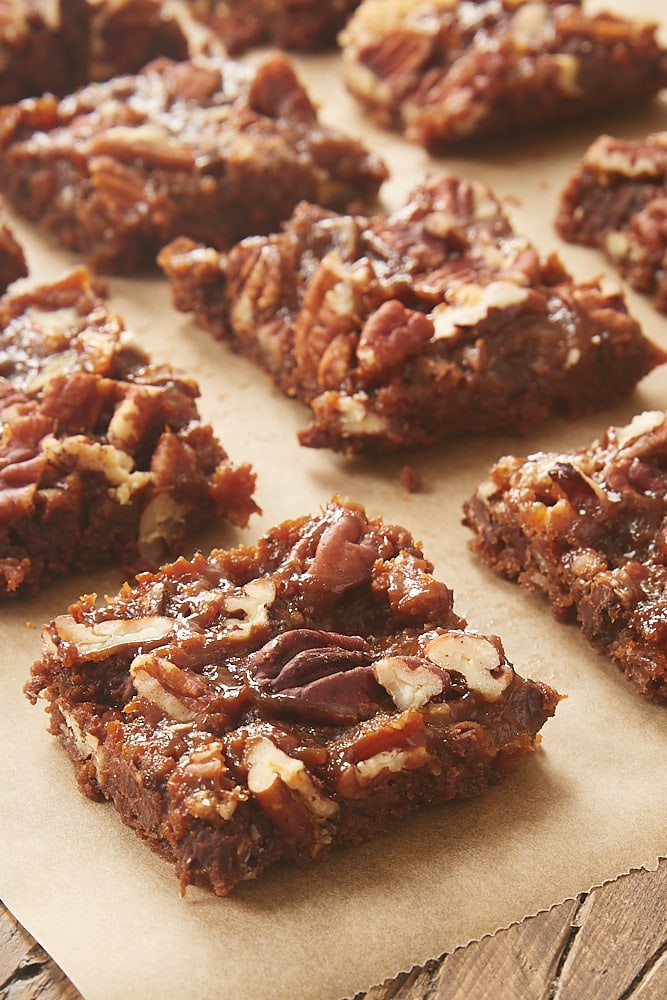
[[2, 858, 665, 999]]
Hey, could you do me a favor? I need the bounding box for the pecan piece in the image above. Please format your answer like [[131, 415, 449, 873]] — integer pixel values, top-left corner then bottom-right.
[[356, 299, 434, 380], [245, 736, 339, 849], [549, 461, 615, 513], [278, 502, 378, 612], [423, 631, 513, 702], [50, 614, 175, 661], [373, 654, 449, 711], [246, 628, 387, 724], [130, 653, 209, 722], [372, 550, 456, 623], [335, 710, 430, 799]]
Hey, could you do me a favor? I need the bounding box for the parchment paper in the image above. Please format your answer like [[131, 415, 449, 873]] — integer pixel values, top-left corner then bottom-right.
[[2, 2, 666, 998]]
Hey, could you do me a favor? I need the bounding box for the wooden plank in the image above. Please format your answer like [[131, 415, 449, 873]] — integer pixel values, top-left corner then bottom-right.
[[555, 864, 667, 1000], [0, 904, 82, 1000], [633, 950, 667, 1000], [357, 897, 583, 1000], [356, 859, 667, 1000]]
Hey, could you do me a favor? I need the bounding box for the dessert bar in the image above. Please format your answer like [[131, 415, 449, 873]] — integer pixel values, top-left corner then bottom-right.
[[340, 0, 667, 150], [184, 0, 361, 53], [159, 173, 664, 454], [0, 266, 258, 597], [556, 132, 667, 314], [0, 0, 191, 103], [26, 497, 560, 895], [0, 0, 90, 103], [0, 53, 387, 273], [463, 411, 667, 701]]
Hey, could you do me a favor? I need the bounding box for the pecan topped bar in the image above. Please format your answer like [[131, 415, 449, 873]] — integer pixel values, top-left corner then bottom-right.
[[159, 173, 664, 454], [340, 0, 667, 150], [87, 0, 193, 82], [0, 266, 258, 597], [0, 0, 90, 104], [463, 411, 667, 702], [184, 0, 361, 54], [556, 132, 667, 315], [0, 0, 192, 104], [26, 497, 560, 895], [0, 53, 387, 273]]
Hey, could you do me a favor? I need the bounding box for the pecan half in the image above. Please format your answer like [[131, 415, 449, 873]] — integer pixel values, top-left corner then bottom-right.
[[246, 628, 387, 724], [294, 252, 371, 390], [356, 299, 434, 381], [277, 502, 378, 612]]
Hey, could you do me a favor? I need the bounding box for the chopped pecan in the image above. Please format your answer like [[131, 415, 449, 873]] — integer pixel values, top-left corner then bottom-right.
[[316, 331, 357, 390], [335, 710, 430, 798], [247, 54, 317, 122], [245, 735, 339, 849], [372, 550, 456, 623], [549, 461, 616, 514], [356, 299, 434, 380], [246, 628, 386, 723], [130, 653, 209, 722], [87, 124, 195, 170], [171, 741, 247, 823], [423, 631, 513, 702], [50, 614, 175, 661], [373, 654, 449, 711]]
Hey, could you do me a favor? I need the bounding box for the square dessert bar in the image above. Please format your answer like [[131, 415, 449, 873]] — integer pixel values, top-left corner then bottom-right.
[[26, 497, 560, 895], [556, 132, 667, 315], [0, 0, 191, 104], [463, 411, 667, 702], [185, 0, 361, 54], [0, 266, 258, 597], [340, 0, 667, 150], [158, 173, 665, 454], [0, 0, 90, 104], [0, 53, 387, 273], [86, 0, 193, 83]]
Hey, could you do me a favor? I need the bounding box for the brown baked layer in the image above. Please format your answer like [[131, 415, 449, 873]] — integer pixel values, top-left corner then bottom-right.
[[0, 0, 192, 103], [463, 411, 667, 702], [26, 497, 560, 895], [159, 173, 665, 454], [0, 266, 258, 597], [340, 0, 667, 150], [185, 0, 361, 53], [556, 132, 667, 314], [0, 53, 387, 273]]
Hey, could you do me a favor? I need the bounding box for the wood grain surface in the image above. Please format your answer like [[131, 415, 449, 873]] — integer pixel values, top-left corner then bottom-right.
[[2, 858, 665, 999]]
